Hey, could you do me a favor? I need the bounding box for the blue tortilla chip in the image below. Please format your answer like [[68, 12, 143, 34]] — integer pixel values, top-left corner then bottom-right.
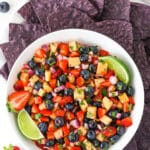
[[0, 63, 9, 79], [18, 2, 40, 24], [130, 3, 150, 40], [101, 0, 130, 21]]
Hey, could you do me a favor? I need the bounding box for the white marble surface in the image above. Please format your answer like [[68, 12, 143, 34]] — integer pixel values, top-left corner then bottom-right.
[[0, 0, 149, 149]]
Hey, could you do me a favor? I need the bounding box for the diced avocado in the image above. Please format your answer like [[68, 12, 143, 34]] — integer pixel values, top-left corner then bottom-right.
[[74, 88, 85, 100], [102, 97, 113, 110], [97, 133, 105, 142], [68, 57, 81, 67], [100, 115, 112, 125], [43, 82, 52, 93], [79, 100, 88, 112], [45, 70, 51, 82], [50, 42, 58, 53], [69, 41, 80, 51], [83, 139, 96, 150], [94, 78, 105, 88], [78, 126, 87, 136], [118, 93, 129, 103], [54, 128, 63, 139], [87, 106, 97, 119], [38, 88, 45, 97], [96, 62, 108, 76]]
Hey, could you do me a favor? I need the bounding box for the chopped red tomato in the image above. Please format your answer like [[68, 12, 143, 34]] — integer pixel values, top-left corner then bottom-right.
[[48, 121, 56, 132], [64, 137, 70, 145], [50, 79, 57, 88], [13, 80, 24, 91], [55, 109, 65, 117], [40, 109, 52, 116], [79, 135, 86, 142], [104, 70, 114, 79], [32, 104, 40, 113], [39, 116, 49, 122], [59, 43, 69, 56], [34, 96, 43, 104], [47, 131, 55, 140], [101, 81, 111, 87], [65, 111, 75, 121], [76, 111, 84, 123], [129, 97, 135, 105], [70, 146, 81, 150], [62, 125, 70, 137], [123, 102, 129, 112], [65, 82, 75, 89], [102, 126, 117, 137], [52, 96, 63, 103], [121, 117, 133, 127], [61, 96, 73, 105]]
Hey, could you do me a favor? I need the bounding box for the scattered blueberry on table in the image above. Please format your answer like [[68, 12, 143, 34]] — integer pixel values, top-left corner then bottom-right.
[[0, 2, 10, 13]]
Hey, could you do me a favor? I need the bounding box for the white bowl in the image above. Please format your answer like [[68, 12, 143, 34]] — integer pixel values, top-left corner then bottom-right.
[[6, 29, 144, 150]]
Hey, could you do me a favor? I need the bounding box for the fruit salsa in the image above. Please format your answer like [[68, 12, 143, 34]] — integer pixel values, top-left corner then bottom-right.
[[7, 41, 134, 150]]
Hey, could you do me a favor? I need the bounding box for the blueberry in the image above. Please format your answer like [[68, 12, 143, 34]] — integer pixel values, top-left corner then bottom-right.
[[57, 138, 64, 144], [45, 100, 54, 110], [65, 103, 74, 111], [58, 74, 68, 84], [80, 54, 88, 62], [0, 2, 10, 13], [45, 139, 55, 147], [108, 110, 119, 119], [25, 105, 31, 115], [85, 86, 94, 97], [81, 69, 90, 80], [126, 86, 134, 96], [89, 46, 98, 54], [54, 117, 65, 128], [86, 130, 96, 141], [88, 120, 97, 129], [34, 81, 42, 90], [45, 57, 56, 66], [84, 117, 90, 123], [64, 88, 73, 96], [35, 68, 44, 76], [38, 122, 48, 134], [28, 60, 36, 69], [92, 139, 100, 147], [117, 126, 126, 136], [121, 112, 130, 119], [100, 141, 109, 149], [44, 93, 53, 100], [79, 46, 89, 54], [88, 64, 96, 73], [68, 132, 79, 142], [116, 81, 127, 92], [110, 135, 120, 144], [92, 101, 101, 107]]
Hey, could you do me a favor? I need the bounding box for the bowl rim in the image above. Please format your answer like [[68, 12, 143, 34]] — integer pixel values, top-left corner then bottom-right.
[[6, 29, 144, 150]]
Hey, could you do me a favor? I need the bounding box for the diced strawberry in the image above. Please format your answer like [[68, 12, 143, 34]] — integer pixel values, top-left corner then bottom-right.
[[59, 43, 69, 56], [20, 72, 29, 86], [129, 97, 135, 105], [8, 91, 31, 111], [123, 102, 129, 112], [32, 104, 40, 113], [40, 109, 52, 116], [13, 146, 20, 150], [64, 137, 70, 145], [98, 108, 107, 118], [34, 49, 46, 58], [101, 81, 111, 87], [65, 111, 75, 121], [99, 49, 110, 56], [104, 70, 114, 79], [39, 116, 49, 122], [102, 126, 117, 137], [47, 131, 55, 140], [70, 69, 81, 77], [13, 80, 24, 91], [76, 76, 85, 87], [48, 120, 56, 132], [65, 82, 75, 89], [121, 117, 133, 127], [58, 59, 68, 72], [79, 135, 86, 142], [76, 111, 84, 123], [51, 69, 62, 79], [70, 146, 81, 150], [34, 96, 43, 104], [50, 79, 57, 88], [61, 96, 73, 105], [52, 96, 63, 103], [62, 125, 70, 137], [55, 109, 65, 117]]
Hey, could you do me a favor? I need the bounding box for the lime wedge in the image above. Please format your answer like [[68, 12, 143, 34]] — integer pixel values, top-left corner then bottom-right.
[[17, 109, 44, 140], [99, 56, 131, 85]]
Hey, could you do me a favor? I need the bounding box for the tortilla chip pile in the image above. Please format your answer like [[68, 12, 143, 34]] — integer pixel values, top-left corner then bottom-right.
[[0, 0, 150, 149]]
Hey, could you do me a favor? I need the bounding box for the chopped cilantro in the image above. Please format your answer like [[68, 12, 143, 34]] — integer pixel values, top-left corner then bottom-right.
[[69, 46, 74, 51], [35, 113, 41, 120]]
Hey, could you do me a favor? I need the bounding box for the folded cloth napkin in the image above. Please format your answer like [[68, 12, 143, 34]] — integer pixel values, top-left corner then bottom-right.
[[0, 0, 150, 149]]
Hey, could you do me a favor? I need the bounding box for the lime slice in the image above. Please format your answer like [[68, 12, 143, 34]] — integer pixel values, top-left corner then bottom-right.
[[17, 109, 44, 140], [99, 56, 131, 84]]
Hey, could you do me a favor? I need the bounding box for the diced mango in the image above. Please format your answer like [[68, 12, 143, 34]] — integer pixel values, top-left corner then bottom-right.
[[87, 106, 97, 119], [79, 100, 88, 112], [50, 42, 58, 53], [96, 62, 108, 76], [69, 41, 80, 51], [38, 88, 45, 97], [45, 70, 51, 82], [78, 126, 87, 136], [74, 88, 85, 100], [83, 139, 96, 150], [54, 128, 63, 139], [43, 82, 52, 93], [118, 93, 129, 103], [102, 97, 113, 110], [100, 115, 112, 125], [97, 133, 105, 142], [94, 78, 105, 88], [68, 57, 81, 67], [29, 75, 39, 84]]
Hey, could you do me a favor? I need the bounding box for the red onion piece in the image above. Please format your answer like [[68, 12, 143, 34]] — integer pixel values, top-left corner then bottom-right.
[[23, 64, 30, 69], [81, 64, 89, 69], [116, 113, 122, 119], [52, 92, 57, 97], [54, 85, 65, 93], [28, 69, 34, 76], [57, 54, 63, 61], [50, 67, 56, 73], [88, 55, 92, 62], [70, 119, 80, 128], [41, 44, 49, 52]]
